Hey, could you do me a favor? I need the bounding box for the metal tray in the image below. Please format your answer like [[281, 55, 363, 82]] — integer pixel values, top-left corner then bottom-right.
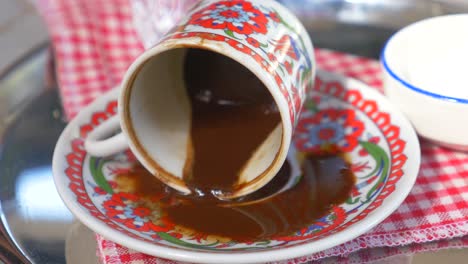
[[1, 1, 467, 263]]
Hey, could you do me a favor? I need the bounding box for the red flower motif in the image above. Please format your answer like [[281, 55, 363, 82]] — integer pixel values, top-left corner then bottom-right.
[[291, 84, 303, 114], [246, 37, 261, 48], [108, 166, 132, 176], [358, 149, 368, 156], [188, 1, 268, 35], [268, 53, 278, 64], [252, 54, 264, 64], [274, 207, 347, 241], [103, 193, 172, 232], [351, 161, 371, 173], [90, 180, 116, 196], [295, 108, 365, 153], [284, 60, 293, 74], [350, 187, 361, 197], [94, 186, 107, 196], [273, 35, 299, 61], [109, 181, 117, 188], [124, 149, 137, 162], [269, 11, 281, 23], [169, 232, 183, 239], [104, 192, 138, 207], [369, 136, 381, 144], [133, 206, 151, 218], [190, 233, 210, 243], [227, 39, 251, 54], [151, 223, 174, 233]]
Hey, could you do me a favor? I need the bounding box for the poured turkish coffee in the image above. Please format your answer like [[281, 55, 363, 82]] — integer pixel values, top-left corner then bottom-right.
[[115, 152, 355, 241], [112, 50, 356, 242]]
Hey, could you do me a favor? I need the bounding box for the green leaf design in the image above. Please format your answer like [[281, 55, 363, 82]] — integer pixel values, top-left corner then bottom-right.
[[304, 99, 319, 113], [292, 174, 303, 186], [358, 143, 386, 180], [278, 64, 285, 75], [277, 12, 295, 33], [346, 197, 360, 205], [157, 232, 218, 249], [276, 12, 308, 52], [224, 29, 238, 39], [301, 68, 311, 84], [90, 156, 114, 194], [156, 232, 277, 250], [256, 240, 271, 246], [359, 141, 390, 200]]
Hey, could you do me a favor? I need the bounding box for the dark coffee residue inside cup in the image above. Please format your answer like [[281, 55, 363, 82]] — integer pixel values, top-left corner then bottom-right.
[[182, 49, 281, 197]]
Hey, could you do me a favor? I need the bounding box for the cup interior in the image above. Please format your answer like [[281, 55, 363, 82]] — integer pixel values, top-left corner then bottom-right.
[[122, 47, 284, 196], [382, 14, 468, 101]]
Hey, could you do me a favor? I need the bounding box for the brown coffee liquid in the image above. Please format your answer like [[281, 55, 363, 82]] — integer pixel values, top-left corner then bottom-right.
[[115, 152, 355, 241], [183, 49, 281, 195], [112, 49, 356, 241]]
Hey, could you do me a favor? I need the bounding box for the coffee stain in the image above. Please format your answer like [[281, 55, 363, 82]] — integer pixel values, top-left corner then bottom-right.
[[114, 151, 355, 242]]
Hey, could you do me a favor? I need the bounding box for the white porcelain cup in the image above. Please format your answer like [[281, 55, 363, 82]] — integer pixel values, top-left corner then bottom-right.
[[84, 0, 315, 198], [381, 14, 468, 151]]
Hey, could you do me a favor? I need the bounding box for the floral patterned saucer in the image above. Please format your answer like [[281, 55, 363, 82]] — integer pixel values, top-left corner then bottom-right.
[[52, 70, 420, 263]]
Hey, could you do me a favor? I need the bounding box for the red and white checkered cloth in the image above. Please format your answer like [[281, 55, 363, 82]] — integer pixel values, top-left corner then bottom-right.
[[36, 0, 468, 263]]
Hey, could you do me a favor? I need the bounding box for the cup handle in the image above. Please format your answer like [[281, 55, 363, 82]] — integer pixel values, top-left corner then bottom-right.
[[84, 115, 129, 157]]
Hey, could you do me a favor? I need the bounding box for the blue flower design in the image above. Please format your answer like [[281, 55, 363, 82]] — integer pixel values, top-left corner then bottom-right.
[[188, 1, 269, 35], [295, 108, 365, 152], [307, 122, 345, 147]]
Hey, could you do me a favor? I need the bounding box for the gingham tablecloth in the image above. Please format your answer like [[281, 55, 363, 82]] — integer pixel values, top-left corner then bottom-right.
[[36, 0, 468, 263]]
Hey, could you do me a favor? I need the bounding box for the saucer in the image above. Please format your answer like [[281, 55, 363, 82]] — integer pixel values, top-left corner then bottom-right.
[[52, 70, 420, 263]]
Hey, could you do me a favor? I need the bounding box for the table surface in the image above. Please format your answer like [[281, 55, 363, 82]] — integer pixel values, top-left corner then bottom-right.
[[0, 0, 468, 263]]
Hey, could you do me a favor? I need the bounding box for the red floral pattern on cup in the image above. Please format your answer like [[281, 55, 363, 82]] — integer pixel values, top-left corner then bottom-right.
[[188, 1, 268, 35]]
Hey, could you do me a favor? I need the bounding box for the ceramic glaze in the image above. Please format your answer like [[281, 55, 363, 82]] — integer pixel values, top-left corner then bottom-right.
[[84, 0, 316, 198]]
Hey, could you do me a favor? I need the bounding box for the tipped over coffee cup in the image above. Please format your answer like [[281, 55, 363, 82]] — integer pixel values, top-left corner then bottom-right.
[[84, 0, 315, 199]]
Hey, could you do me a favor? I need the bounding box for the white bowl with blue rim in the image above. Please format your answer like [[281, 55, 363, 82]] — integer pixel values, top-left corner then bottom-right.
[[381, 14, 468, 151]]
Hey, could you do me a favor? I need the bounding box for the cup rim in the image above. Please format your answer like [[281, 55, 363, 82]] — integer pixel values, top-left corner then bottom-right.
[[381, 13, 468, 104]]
